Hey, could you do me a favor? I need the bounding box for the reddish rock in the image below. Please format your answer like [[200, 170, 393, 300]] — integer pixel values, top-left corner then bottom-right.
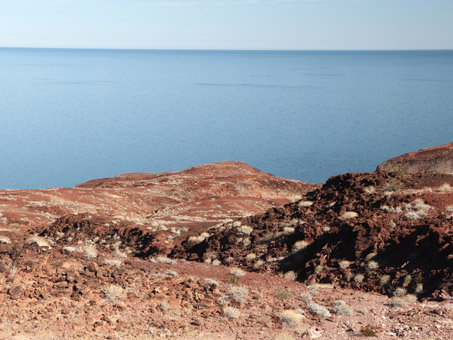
[[377, 142, 453, 174]]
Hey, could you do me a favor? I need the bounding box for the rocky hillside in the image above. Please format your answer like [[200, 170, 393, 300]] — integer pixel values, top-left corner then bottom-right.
[[378, 142, 453, 175], [176, 163, 453, 301], [0, 149, 452, 339]]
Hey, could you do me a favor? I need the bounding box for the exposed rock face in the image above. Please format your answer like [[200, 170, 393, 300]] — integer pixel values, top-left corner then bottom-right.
[[175, 170, 453, 300], [377, 142, 453, 175]]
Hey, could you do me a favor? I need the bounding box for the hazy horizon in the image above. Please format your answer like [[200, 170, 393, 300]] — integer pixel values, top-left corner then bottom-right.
[[1, 0, 452, 50]]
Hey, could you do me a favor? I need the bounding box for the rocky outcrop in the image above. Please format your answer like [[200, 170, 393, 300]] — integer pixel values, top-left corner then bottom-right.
[[175, 170, 453, 300], [377, 142, 453, 175]]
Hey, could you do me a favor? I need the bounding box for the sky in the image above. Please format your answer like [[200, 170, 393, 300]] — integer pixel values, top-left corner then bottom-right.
[[0, 0, 452, 50]]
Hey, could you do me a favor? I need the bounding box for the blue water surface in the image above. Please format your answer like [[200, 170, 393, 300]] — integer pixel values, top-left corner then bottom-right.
[[1, 49, 452, 189]]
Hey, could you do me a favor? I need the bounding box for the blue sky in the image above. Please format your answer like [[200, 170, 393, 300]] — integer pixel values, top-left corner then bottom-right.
[[0, 0, 452, 50]]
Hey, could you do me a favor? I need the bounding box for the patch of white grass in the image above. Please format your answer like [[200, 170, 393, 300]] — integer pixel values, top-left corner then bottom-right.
[[84, 244, 97, 258], [230, 267, 246, 277], [298, 201, 313, 208], [28, 237, 50, 248], [223, 306, 240, 319], [149, 256, 177, 265], [292, 240, 309, 253], [332, 300, 352, 316], [279, 309, 304, 326], [339, 211, 358, 221], [102, 284, 124, 302], [103, 259, 122, 266], [0, 235, 11, 244]]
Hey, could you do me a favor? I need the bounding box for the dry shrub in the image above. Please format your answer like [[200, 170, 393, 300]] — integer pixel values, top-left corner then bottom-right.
[[279, 310, 303, 326]]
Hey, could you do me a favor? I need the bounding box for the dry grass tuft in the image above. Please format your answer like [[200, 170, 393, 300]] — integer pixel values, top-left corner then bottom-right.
[[84, 244, 97, 258], [102, 284, 124, 302], [279, 310, 304, 326], [223, 306, 240, 319], [339, 211, 358, 221], [0, 235, 11, 244], [28, 237, 50, 248]]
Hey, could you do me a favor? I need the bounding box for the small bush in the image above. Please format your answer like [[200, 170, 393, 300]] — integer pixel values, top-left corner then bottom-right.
[[223, 306, 240, 319], [203, 278, 219, 288], [283, 271, 297, 281], [292, 240, 309, 253], [279, 310, 303, 326], [392, 287, 407, 297], [230, 267, 246, 277], [229, 287, 249, 303], [103, 259, 122, 266], [245, 253, 256, 262], [102, 284, 124, 302], [0, 236, 11, 244], [274, 288, 293, 300], [332, 300, 352, 316], [353, 274, 364, 283], [149, 256, 177, 265], [298, 201, 313, 208], [84, 244, 97, 258], [283, 227, 295, 235], [379, 275, 391, 286], [438, 183, 451, 192], [388, 298, 406, 307], [338, 260, 351, 269], [28, 237, 50, 248], [227, 273, 241, 285], [306, 302, 331, 319], [367, 261, 379, 270], [339, 211, 358, 221], [237, 225, 253, 235], [360, 328, 378, 337]]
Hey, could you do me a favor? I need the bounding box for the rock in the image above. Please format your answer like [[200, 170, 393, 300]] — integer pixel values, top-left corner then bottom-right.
[[8, 286, 23, 300], [377, 142, 453, 174]]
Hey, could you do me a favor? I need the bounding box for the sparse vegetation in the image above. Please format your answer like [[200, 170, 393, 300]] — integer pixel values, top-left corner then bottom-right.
[[292, 240, 309, 253], [237, 225, 253, 235], [274, 288, 294, 300], [301, 293, 331, 319], [298, 201, 313, 207], [360, 328, 378, 337], [230, 267, 246, 277], [388, 298, 406, 307], [223, 306, 240, 319], [379, 274, 391, 286], [28, 237, 50, 248], [279, 310, 304, 326], [367, 261, 379, 270], [84, 244, 97, 258], [229, 286, 249, 303], [0, 235, 11, 244], [353, 274, 364, 283], [149, 256, 177, 265], [339, 211, 358, 221], [283, 271, 297, 281], [227, 273, 242, 286], [392, 287, 407, 297], [102, 284, 124, 302], [103, 259, 122, 266], [332, 300, 352, 316], [203, 278, 219, 287], [338, 260, 351, 269], [275, 332, 295, 340]]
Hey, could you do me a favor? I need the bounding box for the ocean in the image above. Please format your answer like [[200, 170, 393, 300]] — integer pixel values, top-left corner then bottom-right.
[[1, 48, 452, 189]]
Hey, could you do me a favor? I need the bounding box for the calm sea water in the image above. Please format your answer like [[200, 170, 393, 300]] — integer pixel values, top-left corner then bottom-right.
[[1, 48, 452, 189]]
